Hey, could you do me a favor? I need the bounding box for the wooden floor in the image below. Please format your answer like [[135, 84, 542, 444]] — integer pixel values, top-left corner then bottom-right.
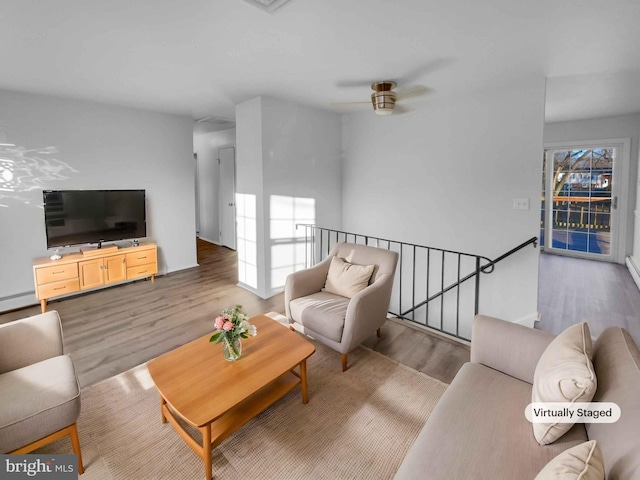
[[0, 239, 468, 387], [537, 252, 640, 345]]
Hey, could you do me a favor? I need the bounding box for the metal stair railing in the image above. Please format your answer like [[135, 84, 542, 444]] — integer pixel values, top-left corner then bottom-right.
[[296, 224, 537, 341]]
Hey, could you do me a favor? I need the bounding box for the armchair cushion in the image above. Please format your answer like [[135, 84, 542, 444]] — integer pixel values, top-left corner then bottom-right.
[[0, 354, 81, 453], [322, 256, 374, 298], [289, 292, 350, 342]]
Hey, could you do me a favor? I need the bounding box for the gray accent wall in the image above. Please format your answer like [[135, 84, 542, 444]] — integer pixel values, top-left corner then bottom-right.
[[0, 89, 197, 311]]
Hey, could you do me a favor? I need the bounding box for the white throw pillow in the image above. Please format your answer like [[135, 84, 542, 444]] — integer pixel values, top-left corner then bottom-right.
[[322, 256, 374, 298], [532, 322, 597, 445], [534, 440, 604, 480]]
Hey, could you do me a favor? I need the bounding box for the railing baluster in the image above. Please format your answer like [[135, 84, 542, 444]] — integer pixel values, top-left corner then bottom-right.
[[456, 253, 461, 337], [475, 257, 481, 315], [426, 248, 430, 327], [440, 250, 445, 331], [412, 245, 416, 322]]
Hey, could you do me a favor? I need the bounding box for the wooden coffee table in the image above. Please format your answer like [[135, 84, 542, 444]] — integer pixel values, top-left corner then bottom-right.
[[147, 314, 315, 480]]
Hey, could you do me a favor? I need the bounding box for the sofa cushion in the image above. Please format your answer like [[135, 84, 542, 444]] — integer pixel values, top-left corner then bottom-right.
[[532, 322, 597, 445], [0, 355, 81, 453], [289, 291, 350, 342], [586, 327, 640, 480], [322, 256, 374, 298], [393, 362, 587, 480], [534, 440, 604, 480]]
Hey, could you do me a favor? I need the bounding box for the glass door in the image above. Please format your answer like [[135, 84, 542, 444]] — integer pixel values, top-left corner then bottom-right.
[[541, 146, 618, 259]]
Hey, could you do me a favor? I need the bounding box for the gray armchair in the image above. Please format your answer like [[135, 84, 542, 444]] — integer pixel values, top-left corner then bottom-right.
[[0, 311, 83, 474], [285, 242, 399, 371]]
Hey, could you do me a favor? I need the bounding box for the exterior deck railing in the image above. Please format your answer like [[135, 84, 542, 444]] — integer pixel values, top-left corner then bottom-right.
[[296, 224, 537, 341]]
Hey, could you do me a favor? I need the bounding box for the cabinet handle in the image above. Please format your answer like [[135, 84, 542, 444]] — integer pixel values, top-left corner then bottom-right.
[[54, 286, 66, 291], [122, 258, 126, 263], [137, 256, 147, 260], [52, 271, 64, 275], [138, 270, 147, 274]]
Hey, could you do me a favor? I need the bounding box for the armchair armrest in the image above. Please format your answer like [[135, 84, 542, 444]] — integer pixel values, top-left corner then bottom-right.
[[284, 257, 332, 319], [0, 310, 64, 374], [470, 314, 555, 384], [341, 273, 395, 350]]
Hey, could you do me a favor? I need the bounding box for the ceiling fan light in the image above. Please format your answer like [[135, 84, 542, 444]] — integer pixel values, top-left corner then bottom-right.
[[374, 107, 394, 115], [371, 90, 396, 115]]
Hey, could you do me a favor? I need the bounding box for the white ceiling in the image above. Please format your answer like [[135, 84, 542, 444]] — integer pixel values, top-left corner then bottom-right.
[[1, 0, 639, 125]]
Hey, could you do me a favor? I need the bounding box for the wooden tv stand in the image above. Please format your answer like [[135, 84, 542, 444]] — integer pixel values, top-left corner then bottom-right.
[[33, 242, 158, 313]]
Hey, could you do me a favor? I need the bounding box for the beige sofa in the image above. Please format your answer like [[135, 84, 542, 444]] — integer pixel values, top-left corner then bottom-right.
[[394, 315, 640, 479]]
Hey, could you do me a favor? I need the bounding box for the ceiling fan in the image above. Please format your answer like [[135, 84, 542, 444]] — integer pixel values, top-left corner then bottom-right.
[[333, 59, 449, 115], [333, 80, 431, 115]]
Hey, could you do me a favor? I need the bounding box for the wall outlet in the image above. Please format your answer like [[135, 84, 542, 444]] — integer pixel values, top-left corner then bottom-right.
[[513, 198, 530, 210]]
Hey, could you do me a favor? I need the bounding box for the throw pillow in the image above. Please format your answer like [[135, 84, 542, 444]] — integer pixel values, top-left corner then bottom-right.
[[532, 322, 597, 445], [534, 440, 604, 480], [323, 256, 375, 298]]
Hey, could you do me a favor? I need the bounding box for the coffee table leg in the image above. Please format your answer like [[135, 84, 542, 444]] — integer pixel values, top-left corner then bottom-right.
[[160, 396, 167, 424], [202, 424, 212, 480], [300, 359, 308, 404]]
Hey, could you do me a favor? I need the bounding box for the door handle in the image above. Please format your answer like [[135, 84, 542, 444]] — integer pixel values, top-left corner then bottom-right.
[[612, 196, 618, 209]]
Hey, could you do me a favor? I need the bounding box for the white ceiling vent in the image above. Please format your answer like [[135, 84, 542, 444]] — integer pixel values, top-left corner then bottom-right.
[[242, 0, 293, 13]]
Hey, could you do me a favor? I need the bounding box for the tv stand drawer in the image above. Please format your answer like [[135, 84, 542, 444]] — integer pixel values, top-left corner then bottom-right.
[[36, 263, 78, 284], [38, 278, 80, 299], [126, 248, 157, 267]]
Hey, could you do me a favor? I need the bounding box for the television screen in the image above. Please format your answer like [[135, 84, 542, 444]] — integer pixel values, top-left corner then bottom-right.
[[43, 190, 146, 248]]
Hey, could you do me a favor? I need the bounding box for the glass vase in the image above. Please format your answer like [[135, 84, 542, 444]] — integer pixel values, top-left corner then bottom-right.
[[223, 337, 242, 362]]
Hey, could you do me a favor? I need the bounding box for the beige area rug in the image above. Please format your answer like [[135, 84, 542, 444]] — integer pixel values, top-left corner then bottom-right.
[[38, 329, 448, 479]]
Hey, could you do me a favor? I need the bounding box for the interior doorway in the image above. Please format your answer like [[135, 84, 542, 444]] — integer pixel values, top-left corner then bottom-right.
[[219, 147, 236, 250]]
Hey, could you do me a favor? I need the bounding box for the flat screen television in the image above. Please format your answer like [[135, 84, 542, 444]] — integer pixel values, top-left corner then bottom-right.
[[43, 189, 146, 249]]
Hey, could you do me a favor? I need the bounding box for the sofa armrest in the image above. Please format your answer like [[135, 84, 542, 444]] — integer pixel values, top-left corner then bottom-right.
[[470, 314, 555, 384], [284, 257, 332, 320], [0, 311, 64, 374], [341, 273, 394, 350]]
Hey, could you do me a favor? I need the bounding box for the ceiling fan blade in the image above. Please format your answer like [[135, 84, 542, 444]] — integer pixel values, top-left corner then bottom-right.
[[396, 85, 431, 101], [393, 104, 412, 114], [330, 101, 371, 111], [396, 58, 453, 85], [335, 79, 374, 88]]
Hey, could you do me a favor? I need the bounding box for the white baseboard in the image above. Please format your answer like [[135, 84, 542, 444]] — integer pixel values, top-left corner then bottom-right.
[[0, 292, 38, 313], [514, 311, 539, 328], [626, 256, 640, 292]]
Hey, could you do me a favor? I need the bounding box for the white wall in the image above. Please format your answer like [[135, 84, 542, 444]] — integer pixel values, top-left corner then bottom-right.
[[261, 97, 342, 296], [0, 89, 197, 311], [235, 96, 342, 298], [194, 128, 236, 244], [341, 79, 546, 335], [544, 114, 640, 269]]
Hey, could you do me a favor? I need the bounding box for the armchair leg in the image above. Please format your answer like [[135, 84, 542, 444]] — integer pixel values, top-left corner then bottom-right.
[[69, 423, 84, 475], [342, 354, 348, 372], [377, 328, 381, 338]]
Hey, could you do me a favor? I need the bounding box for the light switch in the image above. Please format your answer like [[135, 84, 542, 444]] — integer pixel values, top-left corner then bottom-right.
[[513, 198, 530, 210]]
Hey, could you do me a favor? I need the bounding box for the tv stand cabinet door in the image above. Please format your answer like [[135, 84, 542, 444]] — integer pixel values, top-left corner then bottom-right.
[[105, 254, 127, 284], [79, 258, 105, 290]]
